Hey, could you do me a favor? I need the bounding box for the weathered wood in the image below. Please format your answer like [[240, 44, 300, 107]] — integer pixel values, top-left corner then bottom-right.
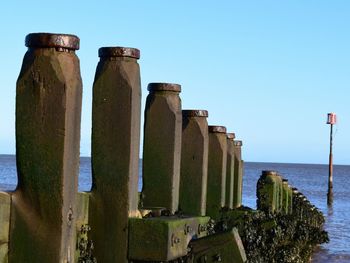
[[179, 110, 209, 216], [142, 83, 182, 214], [10, 33, 82, 263], [206, 126, 227, 220], [90, 47, 141, 263]]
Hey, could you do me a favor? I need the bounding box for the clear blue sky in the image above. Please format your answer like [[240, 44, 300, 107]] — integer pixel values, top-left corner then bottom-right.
[[0, 1, 349, 164]]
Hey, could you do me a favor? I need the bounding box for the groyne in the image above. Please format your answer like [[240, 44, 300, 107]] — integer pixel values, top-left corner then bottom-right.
[[0, 33, 327, 263]]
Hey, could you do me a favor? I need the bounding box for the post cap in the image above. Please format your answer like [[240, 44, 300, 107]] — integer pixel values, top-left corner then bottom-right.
[[282, 178, 288, 182], [262, 170, 278, 176], [234, 140, 243, 147], [25, 33, 80, 50], [98, 47, 140, 59], [227, 133, 236, 140], [147, 83, 181, 92], [182, 110, 208, 118], [208, 125, 227, 133]]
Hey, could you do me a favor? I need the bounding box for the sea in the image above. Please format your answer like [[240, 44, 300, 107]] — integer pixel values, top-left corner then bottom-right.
[[1, 155, 349, 262]]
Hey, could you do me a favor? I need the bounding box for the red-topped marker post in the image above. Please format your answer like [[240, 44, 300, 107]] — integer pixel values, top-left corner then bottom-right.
[[326, 112, 336, 205]]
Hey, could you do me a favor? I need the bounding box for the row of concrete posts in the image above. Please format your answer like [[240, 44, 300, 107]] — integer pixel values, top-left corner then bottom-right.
[[257, 171, 293, 214], [0, 33, 245, 263], [257, 170, 324, 226]]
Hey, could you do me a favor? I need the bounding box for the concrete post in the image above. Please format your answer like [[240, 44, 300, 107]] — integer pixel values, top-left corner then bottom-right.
[[142, 83, 182, 214], [282, 179, 289, 214], [11, 33, 82, 263], [225, 133, 235, 209], [179, 110, 209, 216], [292, 188, 303, 219], [257, 170, 279, 213], [276, 174, 283, 213], [206, 126, 227, 220], [288, 185, 293, 214], [233, 140, 243, 208], [90, 47, 141, 263]]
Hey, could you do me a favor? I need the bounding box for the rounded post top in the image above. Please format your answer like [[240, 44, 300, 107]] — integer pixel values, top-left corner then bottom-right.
[[262, 170, 278, 176], [98, 47, 140, 59], [208, 125, 226, 134], [147, 83, 181, 92], [234, 140, 243, 147], [182, 110, 208, 118], [227, 133, 236, 140], [25, 33, 80, 50]]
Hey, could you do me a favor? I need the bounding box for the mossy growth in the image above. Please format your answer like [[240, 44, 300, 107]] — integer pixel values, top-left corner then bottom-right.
[[219, 202, 328, 262]]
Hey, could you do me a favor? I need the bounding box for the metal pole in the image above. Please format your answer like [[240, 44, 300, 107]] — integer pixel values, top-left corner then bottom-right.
[[327, 123, 333, 205]]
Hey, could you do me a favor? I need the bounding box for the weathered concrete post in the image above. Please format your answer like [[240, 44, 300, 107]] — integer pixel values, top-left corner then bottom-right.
[[282, 179, 290, 214], [257, 170, 279, 213], [206, 126, 227, 220], [233, 140, 243, 208], [90, 47, 141, 262], [142, 83, 182, 214], [288, 185, 293, 214], [276, 174, 283, 213], [179, 110, 209, 216], [11, 33, 82, 262], [225, 133, 235, 209], [292, 188, 301, 219]]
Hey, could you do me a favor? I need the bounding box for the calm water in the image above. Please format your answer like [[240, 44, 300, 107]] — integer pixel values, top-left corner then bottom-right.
[[1, 155, 349, 262]]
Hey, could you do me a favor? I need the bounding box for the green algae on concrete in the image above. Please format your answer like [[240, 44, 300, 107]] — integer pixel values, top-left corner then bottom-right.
[[206, 126, 227, 221], [287, 185, 293, 214], [90, 47, 141, 263], [179, 110, 209, 216], [233, 141, 243, 208], [128, 216, 210, 261], [223, 202, 328, 263], [142, 83, 182, 214], [10, 33, 82, 263], [282, 179, 290, 214], [257, 171, 280, 213], [225, 133, 235, 209], [0, 192, 10, 263], [276, 174, 283, 213]]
